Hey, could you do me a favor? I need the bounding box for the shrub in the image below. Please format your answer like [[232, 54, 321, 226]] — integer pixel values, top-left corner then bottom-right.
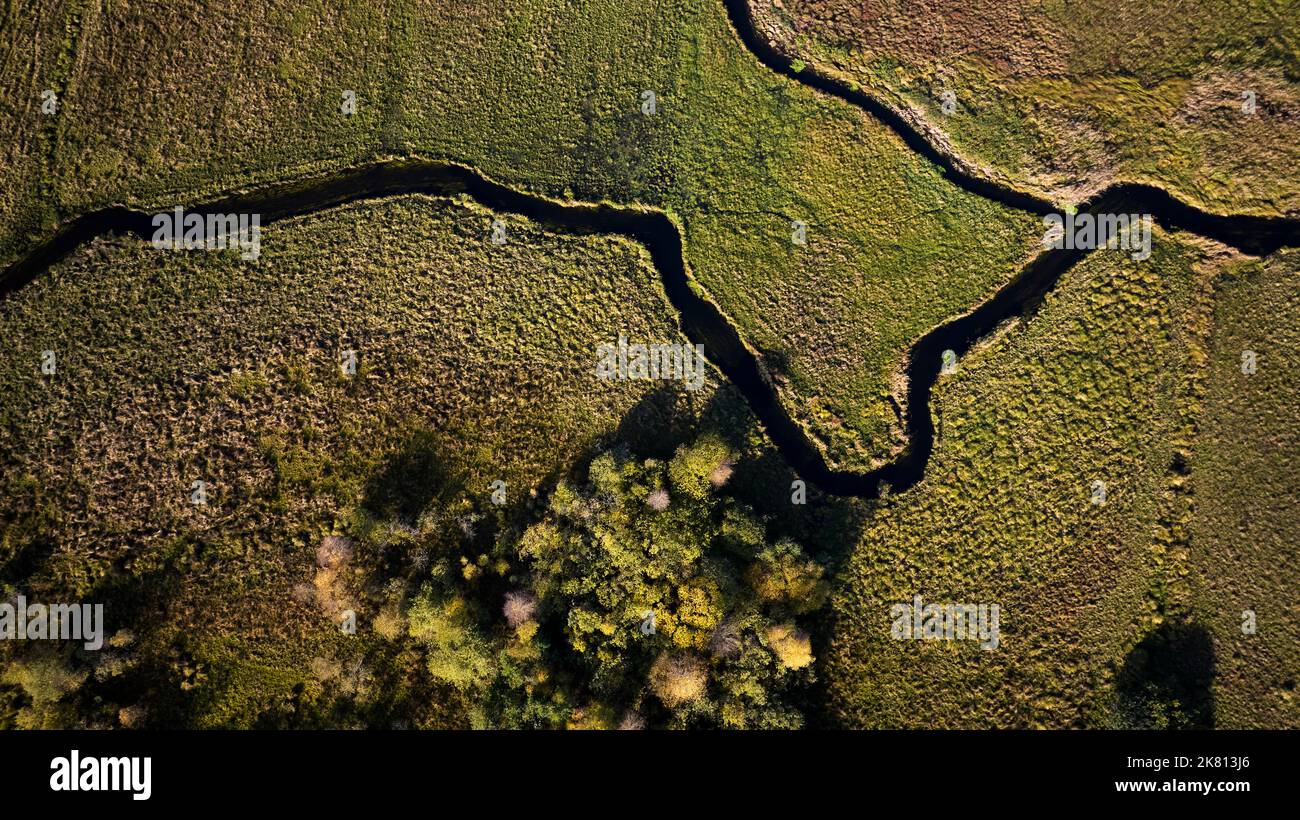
[[667, 435, 735, 501], [407, 585, 496, 692], [649, 651, 708, 707], [766, 623, 814, 671], [746, 540, 829, 614], [503, 590, 538, 628]]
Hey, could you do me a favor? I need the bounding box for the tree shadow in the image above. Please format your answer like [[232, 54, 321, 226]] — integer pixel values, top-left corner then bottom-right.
[[611, 384, 706, 461], [756, 346, 792, 383], [1114, 619, 1216, 729], [360, 428, 462, 524]]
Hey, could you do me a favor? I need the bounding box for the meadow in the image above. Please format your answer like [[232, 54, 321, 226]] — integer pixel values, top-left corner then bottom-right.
[[2, 0, 1042, 472], [752, 0, 1300, 218], [822, 229, 1278, 728], [1188, 248, 1300, 728]]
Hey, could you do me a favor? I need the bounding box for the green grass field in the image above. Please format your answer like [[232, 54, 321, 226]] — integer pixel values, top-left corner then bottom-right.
[[753, 0, 1300, 217], [1188, 248, 1300, 728], [823, 230, 1259, 727], [3, 0, 1042, 472]]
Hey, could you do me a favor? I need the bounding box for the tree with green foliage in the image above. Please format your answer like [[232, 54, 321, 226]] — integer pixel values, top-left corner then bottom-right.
[[407, 583, 497, 693], [503, 434, 827, 728], [746, 540, 829, 615]]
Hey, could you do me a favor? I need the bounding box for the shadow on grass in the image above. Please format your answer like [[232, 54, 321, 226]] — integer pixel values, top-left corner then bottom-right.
[[1114, 619, 1216, 729], [360, 428, 462, 525]]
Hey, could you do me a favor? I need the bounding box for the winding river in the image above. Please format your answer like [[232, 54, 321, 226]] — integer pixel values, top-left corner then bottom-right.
[[3, 3, 1299, 499]]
